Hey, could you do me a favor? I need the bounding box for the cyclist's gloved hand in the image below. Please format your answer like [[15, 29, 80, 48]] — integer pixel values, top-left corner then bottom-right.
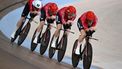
[[86, 30, 95, 36], [47, 19, 55, 23], [30, 13, 37, 18], [63, 23, 72, 29]]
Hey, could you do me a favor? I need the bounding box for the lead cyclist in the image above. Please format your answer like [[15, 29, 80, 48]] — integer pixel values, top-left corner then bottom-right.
[[75, 11, 98, 55]]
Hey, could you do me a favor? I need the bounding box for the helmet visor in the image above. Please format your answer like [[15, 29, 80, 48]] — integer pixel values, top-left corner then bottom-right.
[[48, 10, 57, 16], [67, 13, 75, 19]]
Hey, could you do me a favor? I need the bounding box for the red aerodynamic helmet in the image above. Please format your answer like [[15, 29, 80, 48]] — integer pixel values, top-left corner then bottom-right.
[[48, 3, 58, 15], [65, 6, 76, 16], [86, 11, 95, 21]]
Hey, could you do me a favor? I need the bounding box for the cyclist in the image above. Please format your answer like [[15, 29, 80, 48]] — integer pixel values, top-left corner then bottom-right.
[[33, 2, 58, 43], [11, 0, 42, 39], [75, 11, 98, 55], [51, 6, 76, 48]]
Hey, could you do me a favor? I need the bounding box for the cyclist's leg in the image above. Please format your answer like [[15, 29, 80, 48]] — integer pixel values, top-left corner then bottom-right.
[[51, 24, 62, 48], [11, 3, 29, 38], [75, 19, 86, 55], [18, 2, 29, 29], [33, 9, 46, 43], [33, 21, 45, 43], [51, 13, 62, 48]]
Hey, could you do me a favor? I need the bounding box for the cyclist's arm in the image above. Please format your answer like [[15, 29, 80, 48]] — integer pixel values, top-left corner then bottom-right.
[[80, 14, 89, 31], [82, 20, 88, 31], [29, 0, 33, 12], [43, 5, 50, 19], [59, 12, 66, 24], [89, 27, 96, 31], [67, 20, 72, 24], [90, 16, 98, 31]]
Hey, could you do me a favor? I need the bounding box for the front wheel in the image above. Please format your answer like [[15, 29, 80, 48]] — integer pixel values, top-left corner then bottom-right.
[[40, 30, 51, 55], [72, 39, 80, 68], [31, 29, 38, 52], [57, 34, 67, 62], [11, 22, 24, 43], [17, 23, 31, 46], [83, 42, 93, 69]]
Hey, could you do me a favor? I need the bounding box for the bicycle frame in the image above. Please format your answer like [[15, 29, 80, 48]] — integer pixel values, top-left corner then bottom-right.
[[17, 16, 36, 45], [57, 30, 67, 49], [71, 35, 98, 68], [11, 17, 34, 43], [40, 23, 51, 46], [19, 17, 34, 31], [48, 25, 74, 60], [80, 36, 98, 56], [26, 17, 34, 23], [45, 23, 51, 31]]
